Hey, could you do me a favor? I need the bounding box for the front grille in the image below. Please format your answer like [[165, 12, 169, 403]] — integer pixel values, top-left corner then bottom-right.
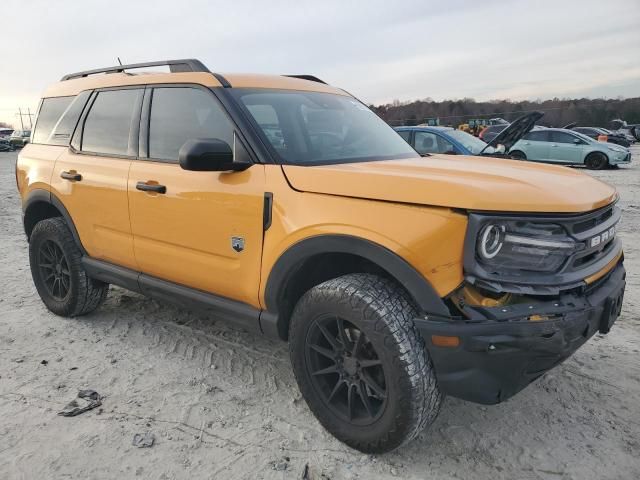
[[571, 205, 614, 234]]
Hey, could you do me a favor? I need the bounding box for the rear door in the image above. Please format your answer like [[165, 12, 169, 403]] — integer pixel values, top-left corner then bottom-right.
[[50, 88, 142, 270], [127, 86, 265, 307], [518, 130, 550, 160], [548, 131, 583, 164]]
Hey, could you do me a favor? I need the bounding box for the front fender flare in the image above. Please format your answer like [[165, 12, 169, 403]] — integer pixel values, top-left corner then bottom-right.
[[264, 234, 450, 318]]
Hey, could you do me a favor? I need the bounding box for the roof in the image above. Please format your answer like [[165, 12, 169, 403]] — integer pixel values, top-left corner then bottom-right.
[[42, 59, 348, 98]]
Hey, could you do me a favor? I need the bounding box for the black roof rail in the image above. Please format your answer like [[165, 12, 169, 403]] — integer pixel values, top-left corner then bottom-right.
[[284, 75, 327, 85], [60, 59, 211, 81]]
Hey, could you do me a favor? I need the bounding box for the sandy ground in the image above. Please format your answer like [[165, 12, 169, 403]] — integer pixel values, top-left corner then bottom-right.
[[1, 148, 639, 480]]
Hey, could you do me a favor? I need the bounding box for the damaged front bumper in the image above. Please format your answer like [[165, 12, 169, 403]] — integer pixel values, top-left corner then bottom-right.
[[415, 262, 626, 405]]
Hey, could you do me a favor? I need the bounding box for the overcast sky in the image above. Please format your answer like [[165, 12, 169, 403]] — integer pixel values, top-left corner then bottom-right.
[[1, 0, 639, 127]]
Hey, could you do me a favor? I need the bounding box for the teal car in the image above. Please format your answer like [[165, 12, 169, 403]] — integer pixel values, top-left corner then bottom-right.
[[509, 128, 631, 169]]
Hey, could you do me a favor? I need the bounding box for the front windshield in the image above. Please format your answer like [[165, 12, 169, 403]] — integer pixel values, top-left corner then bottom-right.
[[231, 89, 419, 165], [445, 129, 493, 154]]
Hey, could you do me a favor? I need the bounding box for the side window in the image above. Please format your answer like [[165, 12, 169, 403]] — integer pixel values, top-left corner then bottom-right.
[[149, 87, 234, 161], [550, 131, 577, 144], [414, 131, 440, 154], [523, 130, 548, 142], [82, 89, 142, 156], [32, 96, 73, 144], [396, 130, 411, 143], [436, 136, 455, 153]]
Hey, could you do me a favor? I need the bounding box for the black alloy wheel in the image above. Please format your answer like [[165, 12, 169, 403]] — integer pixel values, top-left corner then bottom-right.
[[38, 239, 71, 301], [305, 315, 387, 425]]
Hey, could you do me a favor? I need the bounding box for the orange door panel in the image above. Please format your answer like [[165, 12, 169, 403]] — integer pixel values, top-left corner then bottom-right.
[[50, 150, 136, 269], [127, 161, 266, 307]]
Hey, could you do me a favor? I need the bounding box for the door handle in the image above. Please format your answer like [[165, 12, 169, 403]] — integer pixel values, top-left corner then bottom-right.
[[136, 181, 166, 194], [60, 171, 82, 181]]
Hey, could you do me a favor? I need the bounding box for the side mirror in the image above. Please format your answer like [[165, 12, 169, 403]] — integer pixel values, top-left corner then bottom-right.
[[178, 138, 251, 172], [573, 138, 581, 144]]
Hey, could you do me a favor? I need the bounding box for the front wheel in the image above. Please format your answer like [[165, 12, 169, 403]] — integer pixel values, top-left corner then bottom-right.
[[289, 274, 442, 453], [585, 152, 609, 170], [510, 150, 527, 160], [29, 217, 108, 317]]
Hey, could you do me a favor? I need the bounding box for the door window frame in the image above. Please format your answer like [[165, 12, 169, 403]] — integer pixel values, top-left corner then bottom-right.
[[71, 85, 145, 159], [138, 83, 257, 165]]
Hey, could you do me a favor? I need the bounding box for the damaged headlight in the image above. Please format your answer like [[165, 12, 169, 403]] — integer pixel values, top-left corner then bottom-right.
[[476, 221, 583, 273]]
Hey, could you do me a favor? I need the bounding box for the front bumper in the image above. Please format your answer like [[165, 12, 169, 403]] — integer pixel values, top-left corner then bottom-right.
[[611, 151, 631, 164], [415, 262, 626, 405]]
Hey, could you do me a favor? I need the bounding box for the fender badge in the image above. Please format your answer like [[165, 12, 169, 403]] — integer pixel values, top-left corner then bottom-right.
[[231, 236, 245, 253]]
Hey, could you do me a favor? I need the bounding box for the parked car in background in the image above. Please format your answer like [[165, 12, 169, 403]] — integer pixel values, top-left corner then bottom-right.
[[0, 138, 14, 152], [396, 112, 542, 158], [510, 128, 631, 169], [9, 129, 31, 148], [571, 127, 632, 148], [0, 128, 14, 139]]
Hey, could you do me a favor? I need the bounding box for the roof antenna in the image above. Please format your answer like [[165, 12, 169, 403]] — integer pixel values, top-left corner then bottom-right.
[[117, 57, 123, 66]]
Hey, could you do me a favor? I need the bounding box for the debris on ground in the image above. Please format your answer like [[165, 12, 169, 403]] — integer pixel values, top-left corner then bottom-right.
[[271, 456, 290, 471], [58, 390, 102, 417], [132, 432, 155, 448]]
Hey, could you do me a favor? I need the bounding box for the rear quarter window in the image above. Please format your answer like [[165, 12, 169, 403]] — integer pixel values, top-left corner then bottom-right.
[[32, 96, 74, 144]]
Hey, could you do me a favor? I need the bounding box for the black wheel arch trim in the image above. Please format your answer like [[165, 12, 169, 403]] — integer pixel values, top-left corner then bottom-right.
[[263, 234, 450, 324], [23, 188, 87, 255]]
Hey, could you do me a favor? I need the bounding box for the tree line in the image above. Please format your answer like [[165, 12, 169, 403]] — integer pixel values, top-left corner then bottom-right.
[[371, 97, 640, 128]]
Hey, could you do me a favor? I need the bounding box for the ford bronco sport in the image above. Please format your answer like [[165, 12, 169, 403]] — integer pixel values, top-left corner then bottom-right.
[[17, 59, 626, 453]]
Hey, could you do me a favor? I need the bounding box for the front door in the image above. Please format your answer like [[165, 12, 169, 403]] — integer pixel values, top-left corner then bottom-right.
[[519, 130, 550, 161], [127, 86, 265, 307], [50, 88, 143, 270]]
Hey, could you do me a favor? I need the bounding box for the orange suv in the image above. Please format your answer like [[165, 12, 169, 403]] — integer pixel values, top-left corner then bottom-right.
[[17, 59, 626, 453]]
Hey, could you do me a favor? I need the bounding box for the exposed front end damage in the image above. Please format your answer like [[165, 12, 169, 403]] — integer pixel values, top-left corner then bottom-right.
[[415, 203, 626, 404]]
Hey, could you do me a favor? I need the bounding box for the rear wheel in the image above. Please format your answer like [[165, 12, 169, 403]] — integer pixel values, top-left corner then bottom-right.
[[29, 217, 108, 317], [510, 150, 527, 160], [289, 273, 442, 453], [585, 152, 608, 170]]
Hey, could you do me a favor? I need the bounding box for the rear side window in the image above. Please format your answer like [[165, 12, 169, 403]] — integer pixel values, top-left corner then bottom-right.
[[148, 87, 234, 161], [32, 96, 73, 144], [82, 89, 142, 156], [549, 131, 577, 144]]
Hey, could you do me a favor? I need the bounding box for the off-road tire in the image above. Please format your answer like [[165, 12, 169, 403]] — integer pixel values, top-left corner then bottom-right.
[[289, 273, 442, 453], [29, 217, 108, 317], [585, 152, 608, 170], [510, 150, 527, 160]]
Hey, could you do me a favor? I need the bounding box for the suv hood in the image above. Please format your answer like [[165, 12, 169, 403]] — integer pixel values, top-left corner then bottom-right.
[[282, 155, 616, 213]]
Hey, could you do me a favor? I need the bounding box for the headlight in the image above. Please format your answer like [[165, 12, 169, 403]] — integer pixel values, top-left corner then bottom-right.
[[608, 145, 624, 153], [476, 221, 582, 273]]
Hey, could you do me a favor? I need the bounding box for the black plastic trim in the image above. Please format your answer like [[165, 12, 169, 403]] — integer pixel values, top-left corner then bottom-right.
[[212, 73, 232, 88], [22, 189, 87, 255], [416, 262, 626, 404], [81, 257, 262, 334], [264, 235, 450, 317], [283, 75, 327, 84], [263, 192, 273, 231]]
